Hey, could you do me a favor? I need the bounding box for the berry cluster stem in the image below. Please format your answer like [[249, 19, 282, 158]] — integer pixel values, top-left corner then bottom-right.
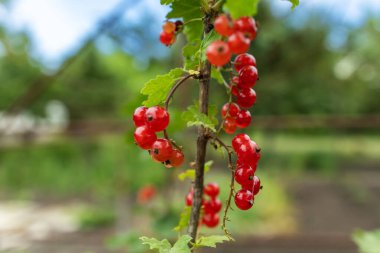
[[187, 7, 217, 248]]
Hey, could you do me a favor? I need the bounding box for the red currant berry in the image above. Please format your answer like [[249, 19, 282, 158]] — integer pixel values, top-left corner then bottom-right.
[[234, 189, 254, 210], [133, 106, 147, 127], [204, 198, 222, 213], [145, 106, 170, 132], [237, 157, 258, 173], [223, 117, 237, 134], [214, 14, 234, 36], [253, 175, 261, 195], [234, 164, 254, 186], [137, 185, 156, 204], [236, 109, 251, 128], [134, 126, 157, 150], [151, 138, 173, 162], [175, 20, 184, 32], [164, 149, 184, 168], [234, 53, 257, 72], [233, 16, 257, 41], [204, 183, 220, 198], [202, 213, 219, 228], [221, 102, 240, 118], [232, 133, 251, 152], [162, 21, 176, 33], [159, 31, 176, 46], [238, 65, 258, 89], [228, 32, 250, 54], [206, 40, 232, 67], [185, 191, 193, 206], [236, 140, 259, 163], [236, 88, 256, 108]]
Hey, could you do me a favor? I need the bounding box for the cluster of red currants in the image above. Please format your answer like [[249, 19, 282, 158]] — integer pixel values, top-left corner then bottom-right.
[[206, 15, 258, 66], [185, 183, 222, 228], [133, 106, 184, 168], [231, 134, 262, 210], [159, 20, 184, 46]]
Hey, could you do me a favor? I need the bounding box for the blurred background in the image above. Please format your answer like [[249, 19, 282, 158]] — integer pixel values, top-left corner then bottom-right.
[[0, 0, 379, 252]]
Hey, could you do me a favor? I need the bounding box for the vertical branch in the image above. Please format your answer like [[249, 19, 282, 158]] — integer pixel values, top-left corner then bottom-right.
[[187, 8, 216, 247]]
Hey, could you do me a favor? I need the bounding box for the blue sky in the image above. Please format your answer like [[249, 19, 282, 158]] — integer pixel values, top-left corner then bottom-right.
[[1, 0, 380, 67]]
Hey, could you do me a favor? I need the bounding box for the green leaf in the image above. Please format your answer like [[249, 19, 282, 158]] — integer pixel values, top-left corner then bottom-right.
[[182, 103, 218, 132], [140, 237, 172, 253], [182, 39, 201, 70], [140, 68, 184, 107], [224, 0, 261, 19], [170, 235, 192, 253], [287, 0, 299, 9], [177, 161, 213, 181], [184, 20, 204, 42], [194, 235, 230, 248], [174, 206, 191, 231], [200, 30, 221, 62], [211, 67, 225, 84], [352, 229, 380, 253], [160, 0, 174, 5]]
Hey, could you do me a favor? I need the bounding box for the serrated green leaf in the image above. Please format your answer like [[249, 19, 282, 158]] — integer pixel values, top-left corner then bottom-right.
[[170, 235, 192, 253], [182, 40, 201, 70], [140, 237, 172, 253], [352, 229, 380, 253], [194, 235, 230, 248], [224, 0, 261, 19], [160, 0, 174, 5], [211, 67, 225, 84], [182, 103, 218, 132], [287, 0, 299, 10], [174, 206, 191, 231], [200, 30, 221, 61], [140, 68, 184, 107], [184, 20, 204, 42]]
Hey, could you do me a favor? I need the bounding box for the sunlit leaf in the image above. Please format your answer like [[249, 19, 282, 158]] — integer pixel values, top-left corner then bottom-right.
[[140, 237, 171, 253], [224, 0, 261, 19], [194, 235, 230, 248]]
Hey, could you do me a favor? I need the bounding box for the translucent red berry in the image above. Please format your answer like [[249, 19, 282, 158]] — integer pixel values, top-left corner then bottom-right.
[[234, 189, 254, 210], [227, 32, 250, 54], [204, 198, 222, 213], [234, 164, 254, 186], [238, 65, 258, 89], [233, 16, 257, 41], [232, 133, 251, 152], [202, 213, 219, 228], [145, 106, 170, 132], [185, 191, 193, 206], [236, 88, 256, 108], [214, 14, 234, 36], [236, 109, 251, 128], [133, 106, 147, 127], [223, 117, 237, 134], [235, 140, 259, 163], [159, 31, 176, 46], [237, 157, 258, 172], [164, 149, 184, 168], [162, 21, 176, 33], [134, 125, 157, 150], [234, 53, 256, 72], [204, 183, 220, 198], [151, 138, 173, 162], [253, 175, 261, 195], [206, 40, 232, 67], [221, 102, 240, 118]]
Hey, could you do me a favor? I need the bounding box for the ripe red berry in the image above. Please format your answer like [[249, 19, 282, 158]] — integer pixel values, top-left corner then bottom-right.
[[202, 213, 219, 228], [234, 189, 254, 210], [236, 88, 256, 108], [223, 117, 237, 134], [162, 21, 176, 33], [204, 198, 222, 213], [235, 140, 259, 163], [234, 164, 254, 186], [233, 16, 257, 41], [206, 40, 232, 67], [253, 175, 261, 195], [221, 102, 240, 118], [151, 138, 173, 162], [164, 149, 184, 168], [175, 20, 184, 32], [214, 14, 234, 36], [159, 31, 176, 46], [232, 133, 251, 152], [229, 76, 240, 96], [133, 106, 147, 127], [234, 53, 256, 72], [227, 32, 250, 54], [237, 157, 258, 172], [204, 183, 220, 198], [134, 126, 157, 150], [238, 65, 258, 89], [236, 109, 252, 128], [145, 106, 170, 132], [185, 191, 193, 206]]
